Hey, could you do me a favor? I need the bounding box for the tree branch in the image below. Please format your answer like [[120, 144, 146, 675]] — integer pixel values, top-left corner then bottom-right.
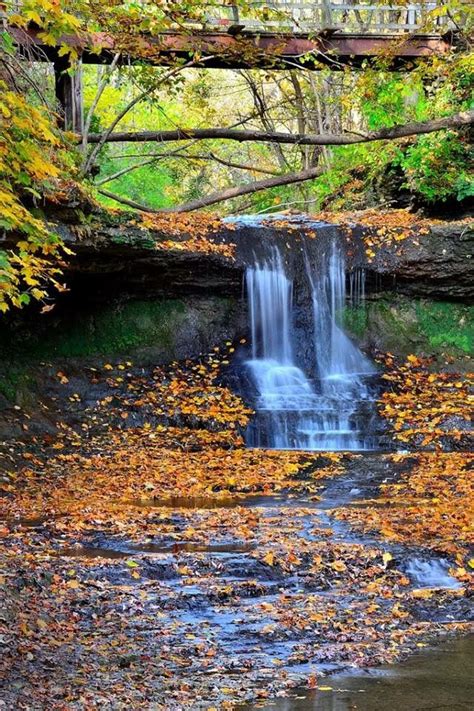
[[99, 165, 325, 214], [95, 158, 158, 186], [85, 110, 474, 147], [98, 189, 160, 212], [82, 52, 121, 155], [96, 150, 280, 186], [82, 56, 216, 175]]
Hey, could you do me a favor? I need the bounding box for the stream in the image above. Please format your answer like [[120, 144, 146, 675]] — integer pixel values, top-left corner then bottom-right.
[[28, 452, 470, 707], [244, 634, 474, 710], [1, 220, 472, 708]]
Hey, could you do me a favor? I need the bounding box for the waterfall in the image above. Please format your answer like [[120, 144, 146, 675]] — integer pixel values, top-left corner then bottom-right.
[[245, 242, 377, 451]]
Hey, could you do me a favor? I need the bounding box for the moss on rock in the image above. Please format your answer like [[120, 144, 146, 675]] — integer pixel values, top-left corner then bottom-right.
[[0, 300, 186, 361], [343, 297, 473, 359], [0, 296, 244, 404]]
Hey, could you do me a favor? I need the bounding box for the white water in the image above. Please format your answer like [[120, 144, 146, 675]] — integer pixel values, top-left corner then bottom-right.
[[245, 243, 376, 451], [406, 558, 461, 589]]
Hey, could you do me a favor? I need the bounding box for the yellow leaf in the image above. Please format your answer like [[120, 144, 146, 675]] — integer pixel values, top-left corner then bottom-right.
[[263, 551, 275, 566], [412, 588, 433, 599]]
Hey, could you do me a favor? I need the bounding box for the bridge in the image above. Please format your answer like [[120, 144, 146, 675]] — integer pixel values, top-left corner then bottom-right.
[[201, 1, 456, 34], [3, 1, 462, 129]]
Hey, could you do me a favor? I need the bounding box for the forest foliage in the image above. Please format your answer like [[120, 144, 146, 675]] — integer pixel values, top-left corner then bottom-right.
[[0, 0, 472, 310]]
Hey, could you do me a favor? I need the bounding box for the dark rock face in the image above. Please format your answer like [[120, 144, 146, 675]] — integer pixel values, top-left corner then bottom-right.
[[366, 222, 474, 301], [26, 213, 471, 303], [59, 232, 243, 302]]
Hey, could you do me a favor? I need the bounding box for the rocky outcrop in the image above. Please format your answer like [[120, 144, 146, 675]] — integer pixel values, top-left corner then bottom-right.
[[0, 208, 472, 444], [0, 210, 472, 403], [366, 222, 474, 301], [343, 296, 472, 367], [50, 213, 474, 301]]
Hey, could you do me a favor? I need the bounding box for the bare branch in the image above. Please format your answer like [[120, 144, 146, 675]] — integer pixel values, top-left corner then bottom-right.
[[98, 189, 160, 212], [164, 165, 325, 212], [95, 158, 158, 186], [98, 151, 280, 182], [85, 110, 474, 148], [82, 52, 121, 154], [99, 165, 325, 214], [82, 56, 216, 175]]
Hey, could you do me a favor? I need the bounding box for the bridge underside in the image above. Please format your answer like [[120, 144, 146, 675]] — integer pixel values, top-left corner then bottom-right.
[[9, 25, 453, 130], [11, 27, 452, 70]]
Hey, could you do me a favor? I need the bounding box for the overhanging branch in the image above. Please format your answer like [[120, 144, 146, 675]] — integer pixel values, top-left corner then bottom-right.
[[100, 165, 325, 214], [85, 110, 474, 148]]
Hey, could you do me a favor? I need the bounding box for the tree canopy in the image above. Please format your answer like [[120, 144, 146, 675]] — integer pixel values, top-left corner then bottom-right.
[[0, 0, 473, 310]]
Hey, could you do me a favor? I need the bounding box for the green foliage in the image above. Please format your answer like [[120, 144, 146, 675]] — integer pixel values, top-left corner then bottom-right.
[[100, 161, 176, 210], [3, 0, 473, 222], [359, 73, 428, 129], [397, 132, 473, 203]]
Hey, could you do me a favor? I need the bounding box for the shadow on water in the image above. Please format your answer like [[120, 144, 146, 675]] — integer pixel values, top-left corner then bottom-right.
[[244, 635, 474, 711]]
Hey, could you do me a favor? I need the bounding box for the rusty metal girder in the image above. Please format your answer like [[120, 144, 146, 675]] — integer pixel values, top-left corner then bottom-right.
[[9, 26, 452, 70]]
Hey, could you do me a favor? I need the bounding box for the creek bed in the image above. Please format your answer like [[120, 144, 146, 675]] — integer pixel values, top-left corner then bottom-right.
[[1, 453, 472, 710]]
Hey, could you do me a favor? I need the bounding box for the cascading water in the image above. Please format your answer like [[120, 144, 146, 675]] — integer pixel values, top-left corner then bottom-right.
[[245, 242, 377, 451]]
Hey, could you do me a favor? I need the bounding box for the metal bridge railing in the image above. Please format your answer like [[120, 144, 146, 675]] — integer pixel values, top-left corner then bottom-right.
[[202, 2, 457, 35], [1, 1, 462, 36]]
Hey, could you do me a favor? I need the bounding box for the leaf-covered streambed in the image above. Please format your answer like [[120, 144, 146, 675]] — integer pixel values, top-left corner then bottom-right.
[[0, 349, 472, 709]]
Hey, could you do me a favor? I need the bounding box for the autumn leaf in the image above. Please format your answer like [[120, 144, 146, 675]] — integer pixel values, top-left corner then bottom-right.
[[262, 551, 275, 566], [412, 589, 434, 599]]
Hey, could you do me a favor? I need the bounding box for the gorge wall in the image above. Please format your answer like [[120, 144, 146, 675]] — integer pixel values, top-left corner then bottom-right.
[[0, 209, 472, 437]]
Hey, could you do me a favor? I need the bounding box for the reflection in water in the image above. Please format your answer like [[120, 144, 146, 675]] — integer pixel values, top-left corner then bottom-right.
[[245, 635, 474, 711]]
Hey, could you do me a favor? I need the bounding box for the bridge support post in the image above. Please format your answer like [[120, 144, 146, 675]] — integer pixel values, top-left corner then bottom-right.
[[321, 0, 333, 29], [54, 55, 84, 133]]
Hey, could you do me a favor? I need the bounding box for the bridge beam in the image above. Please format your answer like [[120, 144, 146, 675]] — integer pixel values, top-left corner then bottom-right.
[[10, 26, 452, 71], [9, 24, 452, 126]]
